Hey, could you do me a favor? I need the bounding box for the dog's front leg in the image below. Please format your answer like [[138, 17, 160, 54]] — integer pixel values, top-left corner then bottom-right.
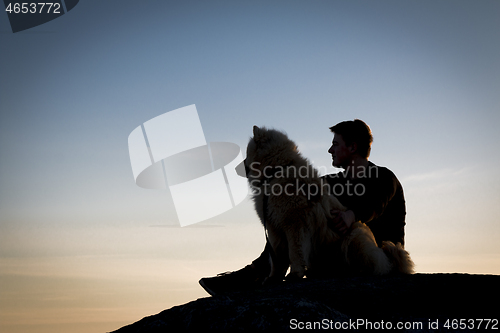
[[264, 226, 289, 285], [285, 224, 310, 281]]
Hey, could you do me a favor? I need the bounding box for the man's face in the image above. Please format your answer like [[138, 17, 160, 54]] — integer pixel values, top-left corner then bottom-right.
[[328, 133, 352, 168]]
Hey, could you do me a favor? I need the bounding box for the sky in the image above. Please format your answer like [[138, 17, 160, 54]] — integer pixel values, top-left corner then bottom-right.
[[1, 1, 499, 332]]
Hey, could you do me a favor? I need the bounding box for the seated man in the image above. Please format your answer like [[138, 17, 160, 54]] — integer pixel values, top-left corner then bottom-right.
[[199, 119, 406, 296]]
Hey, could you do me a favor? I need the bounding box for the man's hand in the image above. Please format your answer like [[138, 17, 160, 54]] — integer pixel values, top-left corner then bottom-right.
[[329, 209, 356, 235]]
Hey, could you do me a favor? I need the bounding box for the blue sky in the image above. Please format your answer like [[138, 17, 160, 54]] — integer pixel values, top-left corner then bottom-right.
[[1, 1, 499, 332]]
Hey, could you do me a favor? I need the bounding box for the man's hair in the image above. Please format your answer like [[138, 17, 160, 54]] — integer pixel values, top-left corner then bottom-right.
[[329, 119, 373, 158]]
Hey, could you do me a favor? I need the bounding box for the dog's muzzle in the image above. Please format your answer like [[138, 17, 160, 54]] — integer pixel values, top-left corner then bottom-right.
[[236, 158, 249, 178]]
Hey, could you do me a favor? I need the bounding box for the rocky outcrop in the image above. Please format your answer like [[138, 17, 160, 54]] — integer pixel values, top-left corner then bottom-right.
[[111, 274, 499, 332]]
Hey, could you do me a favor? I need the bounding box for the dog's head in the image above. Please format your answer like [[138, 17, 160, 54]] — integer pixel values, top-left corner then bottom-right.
[[243, 126, 299, 180]]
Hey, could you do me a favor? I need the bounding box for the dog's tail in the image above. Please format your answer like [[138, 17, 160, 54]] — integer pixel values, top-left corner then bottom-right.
[[381, 241, 415, 274], [342, 223, 392, 275]]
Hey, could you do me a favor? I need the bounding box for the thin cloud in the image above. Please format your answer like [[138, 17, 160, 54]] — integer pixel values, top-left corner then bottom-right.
[[402, 167, 471, 184]]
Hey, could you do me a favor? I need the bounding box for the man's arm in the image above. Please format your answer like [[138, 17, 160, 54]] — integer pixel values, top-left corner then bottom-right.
[[350, 174, 398, 224], [328, 167, 400, 232], [329, 209, 356, 234]]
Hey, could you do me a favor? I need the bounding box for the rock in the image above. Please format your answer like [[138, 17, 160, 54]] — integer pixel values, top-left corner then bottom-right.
[[110, 274, 499, 332]]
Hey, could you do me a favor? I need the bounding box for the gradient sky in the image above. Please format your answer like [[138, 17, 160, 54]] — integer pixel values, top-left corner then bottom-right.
[[1, 1, 499, 332]]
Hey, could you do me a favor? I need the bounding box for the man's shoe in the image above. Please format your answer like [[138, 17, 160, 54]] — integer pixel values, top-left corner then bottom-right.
[[199, 265, 262, 296]]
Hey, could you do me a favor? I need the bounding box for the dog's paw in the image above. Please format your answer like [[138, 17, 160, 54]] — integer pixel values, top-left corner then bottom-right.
[[285, 271, 305, 282]]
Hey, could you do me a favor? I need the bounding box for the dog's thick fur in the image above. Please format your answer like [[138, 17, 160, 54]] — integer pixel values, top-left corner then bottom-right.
[[246, 126, 414, 282]]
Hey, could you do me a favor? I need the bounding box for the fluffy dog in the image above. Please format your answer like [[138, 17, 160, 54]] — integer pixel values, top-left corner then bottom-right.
[[245, 126, 414, 283]]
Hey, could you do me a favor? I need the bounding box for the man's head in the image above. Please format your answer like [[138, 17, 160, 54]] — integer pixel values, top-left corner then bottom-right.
[[328, 119, 373, 168]]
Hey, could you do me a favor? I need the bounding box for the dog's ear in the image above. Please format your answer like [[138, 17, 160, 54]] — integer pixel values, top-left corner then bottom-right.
[[253, 125, 260, 135], [253, 125, 261, 140]]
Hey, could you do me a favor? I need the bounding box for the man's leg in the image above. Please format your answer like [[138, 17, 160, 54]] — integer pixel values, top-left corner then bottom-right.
[[198, 243, 272, 296]]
